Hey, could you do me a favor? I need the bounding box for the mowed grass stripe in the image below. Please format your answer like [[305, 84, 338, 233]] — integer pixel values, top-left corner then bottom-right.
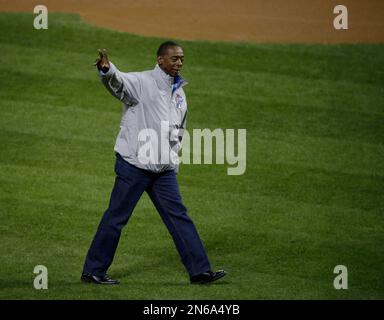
[[1, 130, 382, 214]]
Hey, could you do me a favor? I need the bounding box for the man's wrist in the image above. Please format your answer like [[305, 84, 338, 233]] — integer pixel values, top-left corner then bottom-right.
[[100, 65, 110, 73]]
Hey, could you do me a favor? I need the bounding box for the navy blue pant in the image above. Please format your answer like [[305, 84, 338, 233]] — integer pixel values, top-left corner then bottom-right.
[[83, 153, 211, 277]]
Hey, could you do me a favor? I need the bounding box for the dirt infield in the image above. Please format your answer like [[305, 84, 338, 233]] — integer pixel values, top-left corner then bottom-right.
[[0, 0, 383, 43]]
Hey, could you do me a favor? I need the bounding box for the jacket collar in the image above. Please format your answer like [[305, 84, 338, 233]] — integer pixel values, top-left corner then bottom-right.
[[153, 64, 188, 93]]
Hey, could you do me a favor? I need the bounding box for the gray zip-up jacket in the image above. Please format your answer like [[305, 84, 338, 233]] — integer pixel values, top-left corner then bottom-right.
[[100, 62, 188, 173]]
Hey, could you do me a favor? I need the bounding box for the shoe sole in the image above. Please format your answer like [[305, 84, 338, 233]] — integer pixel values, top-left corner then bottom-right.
[[81, 276, 120, 285], [191, 272, 227, 285]]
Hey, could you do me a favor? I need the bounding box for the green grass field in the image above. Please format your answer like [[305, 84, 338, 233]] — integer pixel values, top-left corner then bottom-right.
[[0, 13, 383, 299]]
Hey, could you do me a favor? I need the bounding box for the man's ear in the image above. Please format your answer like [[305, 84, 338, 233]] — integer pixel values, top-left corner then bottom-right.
[[157, 56, 163, 65]]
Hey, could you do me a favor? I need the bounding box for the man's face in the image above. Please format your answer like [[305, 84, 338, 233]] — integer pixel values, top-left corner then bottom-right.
[[157, 46, 184, 77]]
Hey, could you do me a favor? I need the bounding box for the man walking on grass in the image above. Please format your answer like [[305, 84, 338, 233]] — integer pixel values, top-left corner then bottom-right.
[[81, 41, 226, 285]]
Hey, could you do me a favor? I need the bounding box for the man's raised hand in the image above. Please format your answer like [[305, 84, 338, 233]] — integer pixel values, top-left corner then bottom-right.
[[94, 49, 110, 72]]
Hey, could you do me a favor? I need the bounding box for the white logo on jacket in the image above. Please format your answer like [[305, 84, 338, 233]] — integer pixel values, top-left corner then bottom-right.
[[175, 93, 184, 109]]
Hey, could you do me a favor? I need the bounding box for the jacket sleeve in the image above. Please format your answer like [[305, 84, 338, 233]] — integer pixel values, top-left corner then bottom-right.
[[99, 62, 141, 106]]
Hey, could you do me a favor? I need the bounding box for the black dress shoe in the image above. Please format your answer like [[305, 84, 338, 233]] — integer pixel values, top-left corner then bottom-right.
[[190, 270, 227, 284], [81, 272, 120, 285]]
